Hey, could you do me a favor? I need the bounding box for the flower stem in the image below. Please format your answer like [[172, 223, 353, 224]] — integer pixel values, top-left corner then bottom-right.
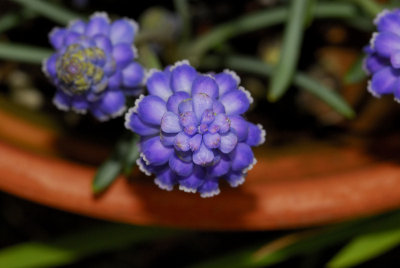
[[10, 0, 83, 25], [0, 43, 52, 64], [201, 55, 355, 119]]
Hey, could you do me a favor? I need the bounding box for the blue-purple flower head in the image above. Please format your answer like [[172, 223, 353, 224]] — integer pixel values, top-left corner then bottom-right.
[[364, 9, 400, 101], [125, 60, 266, 197], [43, 12, 144, 121]]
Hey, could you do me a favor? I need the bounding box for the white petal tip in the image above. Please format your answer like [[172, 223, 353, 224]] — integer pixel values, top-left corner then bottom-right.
[[229, 177, 245, 187], [154, 178, 174, 191], [200, 188, 220, 198], [257, 124, 267, 145], [223, 69, 241, 85], [179, 185, 197, 193]]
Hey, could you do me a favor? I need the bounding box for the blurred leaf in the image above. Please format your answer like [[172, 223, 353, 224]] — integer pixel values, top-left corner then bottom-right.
[[11, 0, 82, 25], [93, 134, 140, 194], [327, 226, 400, 267], [202, 55, 355, 119], [0, 43, 52, 64], [188, 2, 358, 60], [268, 0, 311, 101], [344, 55, 367, 84], [350, 0, 383, 18], [0, 9, 37, 33], [174, 0, 191, 42], [191, 211, 400, 268], [0, 224, 178, 268]]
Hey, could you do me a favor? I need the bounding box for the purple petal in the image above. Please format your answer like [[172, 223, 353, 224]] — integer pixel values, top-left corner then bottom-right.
[[214, 70, 240, 97], [376, 11, 400, 36], [178, 99, 193, 113], [210, 113, 230, 134], [203, 133, 221, 149], [220, 90, 250, 116], [86, 13, 110, 37], [108, 71, 122, 89], [246, 123, 266, 146], [169, 153, 193, 177], [229, 115, 248, 141], [174, 132, 190, 151], [110, 18, 137, 44], [161, 111, 181, 133], [53, 90, 72, 111], [71, 95, 89, 112], [191, 75, 219, 99], [230, 142, 254, 171], [166, 91, 190, 114], [154, 168, 177, 191], [125, 111, 159, 136], [63, 31, 81, 46], [141, 136, 173, 166], [122, 62, 144, 88], [49, 28, 66, 49], [212, 101, 225, 114], [112, 44, 135, 68], [179, 111, 198, 127], [159, 132, 176, 147], [137, 95, 167, 125], [91, 90, 126, 120], [189, 134, 202, 152], [192, 93, 213, 121], [93, 34, 113, 53], [219, 131, 238, 154], [225, 171, 245, 187], [198, 179, 220, 198], [170, 61, 197, 93], [391, 51, 400, 68], [68, 19, 85, 34], [369, 67, 400, 97], [147, 70, 173, 101], [373, 32, 400, 58], [364, 53, 389, 74], [178, 166, 205, 193], [193, 142, 214, 166], [208, 154, 230, 177], [43, 54, 57, 78], [201, 109, 215, 125]]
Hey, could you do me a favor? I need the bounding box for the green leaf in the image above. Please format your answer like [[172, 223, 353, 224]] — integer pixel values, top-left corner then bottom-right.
[[92, 134, 140, 194], [0, 43, 52, 64], [188, 2, 358, 60], [10, 0, 82, 25], [268, 0, 311, 101], [349, 0, 384, 18], [327, 226, 400, 267], [0, 224, 179, 268], [344, 55, 367, 84], [201, 55, 355, 119], [0, 9, 37, 33]]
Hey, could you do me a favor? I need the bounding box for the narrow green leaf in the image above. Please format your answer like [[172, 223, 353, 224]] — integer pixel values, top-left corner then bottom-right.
[[344, 55, 367, 84], [188, 2, 358, 59], [350, 0, 384, 18], [92, 159, 122, 194], [93, 134, 140, 194], [174, 0, 191, 42], [0, 43, 52, 64], [327, 226, 400, 268], [137, 44, 162, 69], [0, 224, 178, 268], [0, 9, 37, 33], [268, 0, 311, 101], [10, 0, 82, 25], [190, 211, 400, 268], [201, 55, 355, 119]]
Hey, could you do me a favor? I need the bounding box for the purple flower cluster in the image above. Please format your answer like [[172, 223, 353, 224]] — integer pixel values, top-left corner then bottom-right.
[[125, 61, 265, 197], [43, 12, 144, 121], [365, 9, 400, 100]]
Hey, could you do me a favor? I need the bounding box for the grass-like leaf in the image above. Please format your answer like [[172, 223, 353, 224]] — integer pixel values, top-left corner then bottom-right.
[[0, 43, 52, 64], [268, 0, 312, 101], [0, 224, 178, 268], [344, 55, 367, 84]]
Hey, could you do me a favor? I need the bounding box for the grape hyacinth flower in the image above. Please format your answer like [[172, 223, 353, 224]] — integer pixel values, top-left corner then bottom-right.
[[125, 60, 265, 197], [364, 9, 400, 101], [43, 12, 144, 121]]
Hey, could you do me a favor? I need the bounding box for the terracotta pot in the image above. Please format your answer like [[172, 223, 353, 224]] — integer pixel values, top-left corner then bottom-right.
[[1, 109, 400, 230]]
